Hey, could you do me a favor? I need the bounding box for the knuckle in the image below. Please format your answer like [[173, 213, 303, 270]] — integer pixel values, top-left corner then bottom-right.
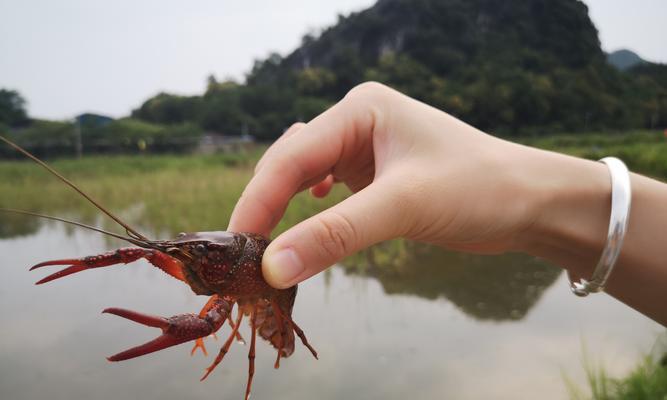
[[346, 81, 388, 100], [254, 122, 305, 174], [314, 211, 357, 261], [253, 153, 268, 173], [286, 122, 306, 133], [340, 81, 389, 134]]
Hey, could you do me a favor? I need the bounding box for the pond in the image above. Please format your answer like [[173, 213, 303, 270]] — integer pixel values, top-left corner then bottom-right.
[[0, 222, 663, 400]]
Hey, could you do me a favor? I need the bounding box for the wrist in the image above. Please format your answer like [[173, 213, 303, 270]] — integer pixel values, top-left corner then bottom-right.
[[512, 146, 612, 277]]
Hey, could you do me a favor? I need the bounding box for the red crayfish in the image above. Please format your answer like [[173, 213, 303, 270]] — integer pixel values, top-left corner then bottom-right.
[[0, 136, 317, 400]]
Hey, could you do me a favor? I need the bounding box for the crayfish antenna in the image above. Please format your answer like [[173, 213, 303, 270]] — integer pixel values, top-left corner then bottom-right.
[[0, 208, 148, 248], [0, 135, 151, 243]]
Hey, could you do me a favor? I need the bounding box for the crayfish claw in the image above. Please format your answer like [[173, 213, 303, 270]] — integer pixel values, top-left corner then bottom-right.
[[102, 308, 169, 329], [103, 308, 217, 362], [107, 334, 183, 362], [30, 258, 81, 271], [34, 265, 88, 285]]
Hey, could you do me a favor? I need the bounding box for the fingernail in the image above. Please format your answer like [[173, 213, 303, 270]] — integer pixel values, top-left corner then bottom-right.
[[265, 247, 305, 287]]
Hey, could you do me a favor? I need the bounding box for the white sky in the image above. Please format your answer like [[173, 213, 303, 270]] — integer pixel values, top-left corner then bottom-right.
[[0, 0, 665, 120]]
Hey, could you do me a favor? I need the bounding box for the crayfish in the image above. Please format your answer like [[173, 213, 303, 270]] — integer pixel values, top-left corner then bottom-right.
[[0, 136, 318, 400]]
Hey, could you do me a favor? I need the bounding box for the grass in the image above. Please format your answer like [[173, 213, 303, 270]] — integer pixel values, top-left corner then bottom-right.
[[0, 145, 350, 238], [565, 355, 667, 400], [519, 130, 667, 179], [0, 130, 664, 239]]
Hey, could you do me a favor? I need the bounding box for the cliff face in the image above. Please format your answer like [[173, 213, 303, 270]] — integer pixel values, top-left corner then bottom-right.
[[241, 0, 649, 135], [284, 0, 603, 76]]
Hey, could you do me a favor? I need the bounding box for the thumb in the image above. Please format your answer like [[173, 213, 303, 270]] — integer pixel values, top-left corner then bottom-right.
[[262, 180, 408, 289]]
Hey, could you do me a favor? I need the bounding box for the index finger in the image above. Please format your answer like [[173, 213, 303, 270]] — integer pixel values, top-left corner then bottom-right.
[[227, 85, 382, 236]]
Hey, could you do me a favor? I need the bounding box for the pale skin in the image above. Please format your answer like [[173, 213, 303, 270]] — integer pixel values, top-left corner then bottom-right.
[[228, 82, 667, 326]]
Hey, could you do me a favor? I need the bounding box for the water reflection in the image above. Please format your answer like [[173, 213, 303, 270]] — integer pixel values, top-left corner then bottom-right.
[[0, 222, 663, 400], [342, 242, 561, 321], [0, 213, 40, 238], [0, 217, 560, 322]]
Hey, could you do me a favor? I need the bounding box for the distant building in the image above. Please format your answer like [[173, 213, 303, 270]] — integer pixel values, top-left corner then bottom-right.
[[197, 132, 254, 154], [75, 113, 114, 128]]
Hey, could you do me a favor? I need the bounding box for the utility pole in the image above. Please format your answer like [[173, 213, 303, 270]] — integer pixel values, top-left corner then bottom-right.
[[242, 121, 249, 137], [75, 117, 82, 159]]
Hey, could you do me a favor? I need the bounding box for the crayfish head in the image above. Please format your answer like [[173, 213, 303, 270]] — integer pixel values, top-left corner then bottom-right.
[[165, 231, 248, 289]]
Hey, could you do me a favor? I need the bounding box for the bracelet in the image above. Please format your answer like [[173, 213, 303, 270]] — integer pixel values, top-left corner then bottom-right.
[[568, 157, 632, 297]]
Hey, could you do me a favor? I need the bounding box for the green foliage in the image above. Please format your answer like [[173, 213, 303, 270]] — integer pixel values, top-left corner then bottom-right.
[[2, 118, 202, 158], [83, 118, 203, 154], [199, 79, 251, 134], [292, 96, 333, 122], [0, 89, 29, 127], [114, 0, 667, 142], [365, 52, 436, 99], [0, 129, 663, 250], [295, 67, 337, 96], [519, 130, 667, 179], [9, 0, 667, 146], [131, 92, 201, 124], [1, 119, 76, 158], [233, 0, 666, 139], [565, 356, 667, 400], [0, 144, 349, 238]]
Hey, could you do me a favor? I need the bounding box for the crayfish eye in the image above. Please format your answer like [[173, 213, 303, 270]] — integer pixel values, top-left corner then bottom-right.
[[194, 243, 207, 255]]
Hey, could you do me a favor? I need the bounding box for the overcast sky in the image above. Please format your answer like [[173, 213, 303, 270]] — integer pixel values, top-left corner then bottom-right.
[[0, 0, 665, 120]]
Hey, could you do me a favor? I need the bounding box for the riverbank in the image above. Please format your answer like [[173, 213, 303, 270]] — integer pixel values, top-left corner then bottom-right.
[[1, 130, 664, 238]]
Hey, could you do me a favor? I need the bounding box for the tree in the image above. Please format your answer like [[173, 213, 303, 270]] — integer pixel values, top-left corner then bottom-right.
[[0, 89, 29, 127], [199, 80, 252, 134], [131, 93, 201, 125]]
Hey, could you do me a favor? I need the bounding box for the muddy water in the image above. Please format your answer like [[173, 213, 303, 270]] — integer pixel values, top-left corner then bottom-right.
[[0, 223, 662, 400]]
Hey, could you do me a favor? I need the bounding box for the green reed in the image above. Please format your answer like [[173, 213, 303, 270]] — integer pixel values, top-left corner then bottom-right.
[[0, 130, 663, 240]]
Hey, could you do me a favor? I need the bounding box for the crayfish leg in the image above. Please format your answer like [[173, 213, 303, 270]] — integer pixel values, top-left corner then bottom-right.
[[288, 317, 318, 360], [191, 296, 246, 356], [200, 307, 244, 381], [229, 315, 246, 344], [271, 300, 318, 360], [245, 305, 258, 400], [270, 300, 288, 369]]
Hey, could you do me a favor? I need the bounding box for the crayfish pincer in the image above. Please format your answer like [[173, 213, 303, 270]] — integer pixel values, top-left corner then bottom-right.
[[0, 136, 318, 400]]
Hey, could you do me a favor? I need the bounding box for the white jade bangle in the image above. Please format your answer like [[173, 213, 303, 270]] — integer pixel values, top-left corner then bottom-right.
[[568, 157, 632, 297]]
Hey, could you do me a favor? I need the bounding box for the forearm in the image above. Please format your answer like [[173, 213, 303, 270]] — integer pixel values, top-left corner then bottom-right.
[[515, 145, 667, 325]]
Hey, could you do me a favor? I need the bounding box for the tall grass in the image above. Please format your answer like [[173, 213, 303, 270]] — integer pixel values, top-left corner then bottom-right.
[[0, 130, 664, 239], [0, 145, 350, 238], [519, 130, 667, 179], [565, 355, 667, 400]]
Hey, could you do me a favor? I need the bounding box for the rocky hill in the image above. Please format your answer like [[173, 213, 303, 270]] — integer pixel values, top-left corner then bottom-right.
[[132, 0, 667, 138], [607, 49, 646, 71]]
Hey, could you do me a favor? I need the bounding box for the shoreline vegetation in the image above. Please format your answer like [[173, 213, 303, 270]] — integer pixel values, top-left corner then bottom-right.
[[0, 130, 665, 237], [2, 0, 666, 152], [564, 348, 667, 400]]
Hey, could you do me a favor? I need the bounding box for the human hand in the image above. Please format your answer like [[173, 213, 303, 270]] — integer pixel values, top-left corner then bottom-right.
[[227, 82, 601, 289]]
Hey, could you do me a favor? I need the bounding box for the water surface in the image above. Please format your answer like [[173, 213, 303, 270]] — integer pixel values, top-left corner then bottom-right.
[[0, 223, 662, 399]]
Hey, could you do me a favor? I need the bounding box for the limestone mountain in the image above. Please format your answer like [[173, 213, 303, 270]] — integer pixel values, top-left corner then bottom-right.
[[133, 0, 667, 137], [608, 49, 646, 71]]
